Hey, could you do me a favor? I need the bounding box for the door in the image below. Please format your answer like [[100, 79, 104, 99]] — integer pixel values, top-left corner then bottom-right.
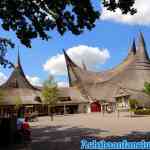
[[91, 102, 101, 112]]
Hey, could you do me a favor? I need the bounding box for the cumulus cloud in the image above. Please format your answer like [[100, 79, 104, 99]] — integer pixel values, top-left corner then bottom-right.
[[0, 72, 7, 85], [44, 53, 66, 75], [26, 75, 42, 86], [43, 45, 110, 76], [101, 0, 150, 26]]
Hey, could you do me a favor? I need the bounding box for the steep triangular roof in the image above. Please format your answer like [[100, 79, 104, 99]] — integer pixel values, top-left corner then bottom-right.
[[0, 51, 37, 89], [64, 32, 150, 101], [136, 32, 149, 60], [63, 50, 94, 100], [63, 50, 79, 86], [85, 33, 150, 100], [128, 39, 136, 56], [64, 39, 136, 86]]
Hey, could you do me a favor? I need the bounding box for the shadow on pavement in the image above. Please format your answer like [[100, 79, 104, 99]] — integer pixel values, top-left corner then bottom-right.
[[2, 126, 150, 150], [30, 125, 109, 150], [30, 128, 150, 150], [2, 125, 109, 150], [86, 131, 150, 142]]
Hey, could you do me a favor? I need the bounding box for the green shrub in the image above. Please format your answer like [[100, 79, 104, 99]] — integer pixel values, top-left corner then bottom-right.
[[134, 109, 150, 115], [129, 99, 138, 110]]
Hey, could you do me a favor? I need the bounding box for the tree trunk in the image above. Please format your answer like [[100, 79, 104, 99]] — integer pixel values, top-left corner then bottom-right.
[[48, 106, 54, 121], [50, 112, 54, 121], [48, 105, 50, 116]]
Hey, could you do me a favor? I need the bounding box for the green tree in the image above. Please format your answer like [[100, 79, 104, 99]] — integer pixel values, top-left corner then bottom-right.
[[14, 96, 22, 115], [129, 99, 138, 117], [144, 82, 150, 95], [0, 0, 136, 67], [42, 76, 59, 121], [14, 96, 22, 117], [129, 99, 138, 110], [0, 38, 15, 68], [103, 0, 136, 15]]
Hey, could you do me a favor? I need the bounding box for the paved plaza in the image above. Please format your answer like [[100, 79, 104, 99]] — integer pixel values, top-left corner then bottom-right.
[[31, 112, 150, 136], [4, 112, 150, 150]]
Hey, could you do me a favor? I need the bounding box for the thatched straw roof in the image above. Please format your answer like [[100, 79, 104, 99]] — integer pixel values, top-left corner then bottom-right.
[[0, 52, 41, 105], [0, 88, 41, 105], [64, 32, 150, 105]]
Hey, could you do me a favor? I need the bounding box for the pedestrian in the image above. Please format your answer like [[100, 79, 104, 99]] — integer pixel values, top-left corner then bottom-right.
[[24, 109, 30, 122]]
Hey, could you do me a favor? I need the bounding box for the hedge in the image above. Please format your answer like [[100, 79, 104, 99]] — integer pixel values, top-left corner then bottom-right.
[[134, 109, 150, 115]]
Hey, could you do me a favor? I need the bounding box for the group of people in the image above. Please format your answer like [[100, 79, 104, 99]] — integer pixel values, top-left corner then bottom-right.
[[17, 107, 31, 121], [17, 107, 31, 141]]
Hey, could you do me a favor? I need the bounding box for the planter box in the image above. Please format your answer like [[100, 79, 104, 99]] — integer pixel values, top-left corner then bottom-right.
[[134, 109, 150, 115]]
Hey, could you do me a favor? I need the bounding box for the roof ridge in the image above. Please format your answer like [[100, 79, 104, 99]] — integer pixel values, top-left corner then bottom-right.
[[136, 32, 149, 60], [0, 52, 37, 90]]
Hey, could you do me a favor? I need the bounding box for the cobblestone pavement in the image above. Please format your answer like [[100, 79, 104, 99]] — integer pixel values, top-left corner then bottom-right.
[[2, 112, 150, 150]]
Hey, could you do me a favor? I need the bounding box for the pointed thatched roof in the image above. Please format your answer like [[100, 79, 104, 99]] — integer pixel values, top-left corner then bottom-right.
[[0, 52, 41, 105], [0, 51, 39, 90], [57, 87, 89, 105], [64, 32, 150, 102], [0, 88, 41, 105], [64, 39, 138, 86]]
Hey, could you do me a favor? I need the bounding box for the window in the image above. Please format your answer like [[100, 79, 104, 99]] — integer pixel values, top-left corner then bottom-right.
[[60, 97, 71, 102]]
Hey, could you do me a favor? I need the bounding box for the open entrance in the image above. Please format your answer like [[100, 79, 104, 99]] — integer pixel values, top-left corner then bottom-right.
[[54, 105, 78, 114], [91, 101, 101, 112], [66, 105, 78, 114]]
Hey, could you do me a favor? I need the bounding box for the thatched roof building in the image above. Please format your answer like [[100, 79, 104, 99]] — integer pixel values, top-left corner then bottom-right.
[[0, 52, 41, 105], [0, 51, 87, 115], [1, 32, 150, 114], [64, 32, 150, 106]]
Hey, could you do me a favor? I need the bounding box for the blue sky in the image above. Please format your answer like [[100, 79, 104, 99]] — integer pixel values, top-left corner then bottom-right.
[[1, 0, 150, 87]]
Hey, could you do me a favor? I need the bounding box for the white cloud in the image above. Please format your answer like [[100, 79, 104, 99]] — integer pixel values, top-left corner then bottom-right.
[[26, 75, 42, 86], [0, 72, 7, 85], [44, 53, 66, 75], [43, 45, 110, 76], [101, 0, 150, 26], [57, 81, 69, 87]]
